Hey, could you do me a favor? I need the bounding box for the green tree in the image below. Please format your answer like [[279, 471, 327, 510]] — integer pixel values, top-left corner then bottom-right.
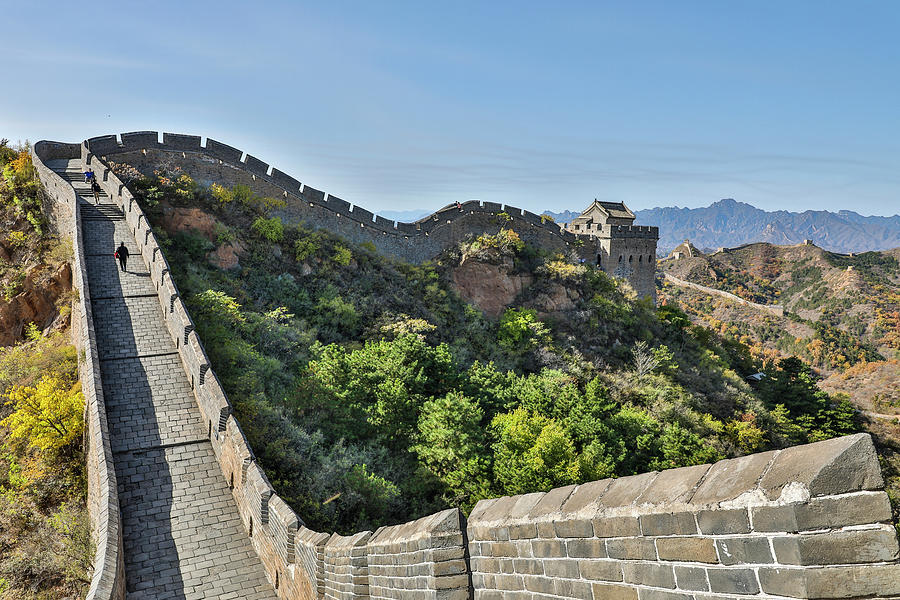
[[413, 391, 491, 509], [490, 408, 580, 495]]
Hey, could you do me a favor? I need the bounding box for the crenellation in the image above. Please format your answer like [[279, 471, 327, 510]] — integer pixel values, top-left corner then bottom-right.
[[245, 154, 271, 177], [162, 132, 202, 151]]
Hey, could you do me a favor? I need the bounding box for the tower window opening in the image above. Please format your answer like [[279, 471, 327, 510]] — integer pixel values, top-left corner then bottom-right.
[[629, 255, 633, 263]]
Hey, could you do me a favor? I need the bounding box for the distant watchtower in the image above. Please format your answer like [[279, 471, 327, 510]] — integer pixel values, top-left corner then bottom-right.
[[564, 200, 659, 301]]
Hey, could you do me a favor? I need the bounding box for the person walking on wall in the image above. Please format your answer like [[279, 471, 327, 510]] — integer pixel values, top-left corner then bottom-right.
[[115, 242, 129, 273], [91, 180, 101, 204], [84, 168, 95, 184]]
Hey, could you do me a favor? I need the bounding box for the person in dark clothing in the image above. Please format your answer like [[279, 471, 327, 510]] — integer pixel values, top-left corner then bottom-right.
[[91, 180, 101, 204], [115, 242, 129, 272], [84, 169, 95, 183]]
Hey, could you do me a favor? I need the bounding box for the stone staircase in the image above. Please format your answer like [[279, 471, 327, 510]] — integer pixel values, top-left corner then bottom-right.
[[51, 160, 278, 600]]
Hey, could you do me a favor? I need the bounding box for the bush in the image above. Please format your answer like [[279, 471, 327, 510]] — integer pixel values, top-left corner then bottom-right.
[[2, 375, 85, 455], [251, 216, 284, 242]]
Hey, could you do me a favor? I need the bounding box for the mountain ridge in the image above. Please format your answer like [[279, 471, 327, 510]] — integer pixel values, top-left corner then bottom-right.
[[543, 199, 900, 254]]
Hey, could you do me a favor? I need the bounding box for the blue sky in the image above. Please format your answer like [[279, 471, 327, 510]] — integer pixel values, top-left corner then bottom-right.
[[3, 1, 898, 215]]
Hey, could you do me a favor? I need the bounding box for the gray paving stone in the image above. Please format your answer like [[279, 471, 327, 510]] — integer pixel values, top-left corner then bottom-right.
[[53, 159, 277, 600]]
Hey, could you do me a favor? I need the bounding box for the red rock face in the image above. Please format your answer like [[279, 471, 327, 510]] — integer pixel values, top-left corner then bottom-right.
[[450, 256, 533, 319], [158, 203, 219, 241], [0, 262, 72, 346]]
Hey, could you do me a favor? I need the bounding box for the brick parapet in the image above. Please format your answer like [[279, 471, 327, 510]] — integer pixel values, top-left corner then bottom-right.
[[366, 508, 470, 600], [467, 433, 899, 599], [32, 142, 126, 600]]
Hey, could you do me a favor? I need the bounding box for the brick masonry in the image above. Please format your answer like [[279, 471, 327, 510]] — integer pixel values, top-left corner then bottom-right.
[[34, 137, 900, 600], [84, 131, 658, 301]]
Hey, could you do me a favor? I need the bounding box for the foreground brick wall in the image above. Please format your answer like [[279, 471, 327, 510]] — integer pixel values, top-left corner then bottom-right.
[[467, 433, 899, 599]]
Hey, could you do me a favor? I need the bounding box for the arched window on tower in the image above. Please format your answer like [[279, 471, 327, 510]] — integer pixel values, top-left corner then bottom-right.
[[639, 255, 643, 262], [629, 255, 633, 263], [618, 255, 623, 263]]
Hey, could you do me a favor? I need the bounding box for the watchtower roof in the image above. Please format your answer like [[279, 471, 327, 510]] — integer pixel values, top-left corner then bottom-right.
[[572, 200, 635, 224]]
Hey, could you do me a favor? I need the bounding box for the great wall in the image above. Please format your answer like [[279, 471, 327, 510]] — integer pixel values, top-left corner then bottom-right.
[[31, 133, 900, 600]]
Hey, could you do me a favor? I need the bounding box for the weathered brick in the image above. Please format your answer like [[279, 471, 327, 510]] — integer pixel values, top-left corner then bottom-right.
[[715, 536, 773, 565], [554, 518, 594, 538], [673, 565, 709, 591], [593, 515, 641, 538], [752, 492, 893, 532], [508, 523, 537, 539], [591, 583, 638, 600], [580, 560, 623, 582], [691, 451, 776, 505], [622, 562, 675, 588], [640, 512, 697, 536], [554, 578, 593, 599], [566, 538, 607, 558], [523, 576, 554, 594], [607, 537, 657, 560], [772, 527, 899, 565], [656, 537, 717, 563], [707, 567, 759, 594], [512, 558, 542, 575], [696, 507, 749, 535], [531, 539, 565, 558], [759, 564, 900, 598], [638, 590, 693, 600], [543, 558, 580, 579]]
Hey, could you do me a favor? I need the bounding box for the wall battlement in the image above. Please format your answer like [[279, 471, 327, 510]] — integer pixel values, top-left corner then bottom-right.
[[34, 135, 900, 600], [85, 131, 658, 299]]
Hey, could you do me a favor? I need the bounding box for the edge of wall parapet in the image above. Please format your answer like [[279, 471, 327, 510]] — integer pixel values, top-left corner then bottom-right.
[[32, 141, 126, 600]]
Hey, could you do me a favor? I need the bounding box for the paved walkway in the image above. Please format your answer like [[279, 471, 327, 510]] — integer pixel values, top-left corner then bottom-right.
[[53, 161, 277, 600]]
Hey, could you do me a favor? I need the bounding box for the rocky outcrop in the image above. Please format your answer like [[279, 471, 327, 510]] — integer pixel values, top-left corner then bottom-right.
[[450, 255, 533, 318], [0, 262, 71, 346]]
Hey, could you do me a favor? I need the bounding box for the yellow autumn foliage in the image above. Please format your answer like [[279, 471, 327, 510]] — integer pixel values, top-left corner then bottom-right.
[[2, 375, 84, 454]]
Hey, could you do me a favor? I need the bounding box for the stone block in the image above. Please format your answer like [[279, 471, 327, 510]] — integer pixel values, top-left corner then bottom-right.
[[622, 562, 675, 588], [607, 537, 657, 560], [640, 511, 697, 536], [554, 578, 593, 599], [531, 539, 565, 558], [759, 564, 900, 598], [759, 433, 883, 500], [509, 523, 537, 539], [697, 507, 749, 534], [636, 463, 710, 506], [715, 536, 773, 565], [593, 515, 641, 538], [579, 560, 622, 582], [673, 565, 709, 591], [751, 491, 892, 532], [512, 558, 542, 575], [591, 583, 637, 600], [690, 451, 776, 505], [270, 168, 301, 191], [543, 558, 580, 579], [600, 471, 659, 508], [121, 131, 158, 149], [559, 479, 611, 514], [527, 484, 576, 517], [707, 567, 759, 595], [656, 537, 718, 563], [772, 526, 899, 565], [565, 538, 607, 558], [554, 518, 593, 538], [638, 590, 692, 600]]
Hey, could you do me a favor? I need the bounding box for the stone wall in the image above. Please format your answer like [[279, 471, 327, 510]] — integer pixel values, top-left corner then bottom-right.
[[31, 143, 126, 600], [663, 273, 785, 317], [467, 433, 899, 599], [84, 131, 658, 300]]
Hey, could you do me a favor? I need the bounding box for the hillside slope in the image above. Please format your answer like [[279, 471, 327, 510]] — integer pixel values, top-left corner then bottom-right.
[[107, 160, 878, 533]]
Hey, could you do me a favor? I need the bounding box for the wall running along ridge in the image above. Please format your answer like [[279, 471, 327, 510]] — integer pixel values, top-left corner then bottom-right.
[[662, 273, 786, 317], [32, 142, 126, 600], [34, 133, 900, 600], [83, 131, 659, 300]]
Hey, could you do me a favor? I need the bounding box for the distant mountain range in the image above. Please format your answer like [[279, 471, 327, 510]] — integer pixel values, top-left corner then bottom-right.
[[544, 199, 900, 254]]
